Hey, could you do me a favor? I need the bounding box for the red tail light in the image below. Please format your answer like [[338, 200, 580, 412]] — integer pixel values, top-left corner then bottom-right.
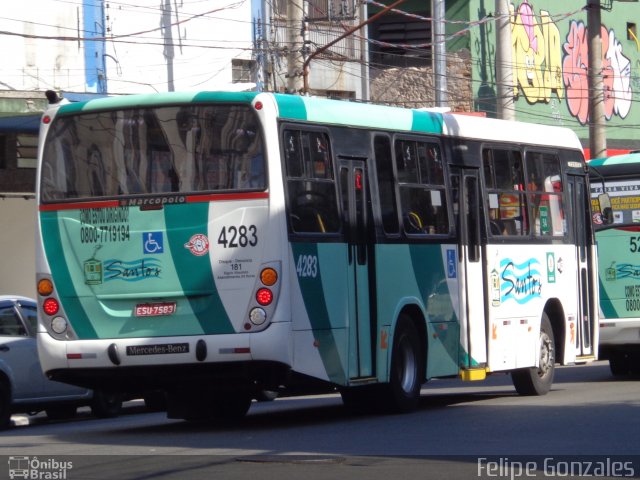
[[43, 298, 60, 316], [256, 288, 273, 306]]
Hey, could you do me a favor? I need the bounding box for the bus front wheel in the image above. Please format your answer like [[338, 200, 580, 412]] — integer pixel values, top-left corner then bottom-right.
[[609, 351, 632, 376], [511, 313, 555, 396], [380, 315, 424, 413]]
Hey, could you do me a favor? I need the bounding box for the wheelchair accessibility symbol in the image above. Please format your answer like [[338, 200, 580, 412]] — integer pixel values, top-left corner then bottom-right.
[[143, 232, 164, 254]]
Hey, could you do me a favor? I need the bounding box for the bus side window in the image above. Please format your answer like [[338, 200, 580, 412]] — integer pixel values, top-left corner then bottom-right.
[[283, 129, 340, 234], [484, 148, 528, 236], [374, 135, 399, 234], [395, 139, 448, 235], [525, 152, 566, 237]]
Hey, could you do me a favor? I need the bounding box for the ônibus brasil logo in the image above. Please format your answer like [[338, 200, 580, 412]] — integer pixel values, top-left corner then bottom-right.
[[8, 456, 73, 479]]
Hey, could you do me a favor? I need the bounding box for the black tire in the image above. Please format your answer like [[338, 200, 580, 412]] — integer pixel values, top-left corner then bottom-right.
[[171, 391, 252, 423], [45, 404, 78, 420], [91, 391, 123, 418], [609, 351, 631, 376], [380, 315, 424, 413], [340, 385, 377, 413], [143, 391, 167, 412], [0, 381, 11, 430], [512, 313, 555, 396], [214, 393, 252, 420]]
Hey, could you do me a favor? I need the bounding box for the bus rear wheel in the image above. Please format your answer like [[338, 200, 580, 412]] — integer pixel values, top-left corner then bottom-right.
[[511, 313, 555, 396], [380, 315, 423, 413], [91, 391, 123, 418], [168, 390, 252, 422]]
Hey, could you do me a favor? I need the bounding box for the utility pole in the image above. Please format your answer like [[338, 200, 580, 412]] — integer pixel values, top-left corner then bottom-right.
[[587, 0, 606, 159], [360, 1, 370, 101], [287, 0, 305, 94], [432, 0, 447, 107], [495, 0, 514, 120], [161, 0, 175, 92]]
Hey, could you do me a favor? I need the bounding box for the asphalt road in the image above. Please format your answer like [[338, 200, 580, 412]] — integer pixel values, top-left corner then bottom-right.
[[0, 361, 638, 480]]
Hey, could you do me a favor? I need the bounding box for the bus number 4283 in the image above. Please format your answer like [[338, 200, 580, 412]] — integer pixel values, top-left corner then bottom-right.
[[296, 254, 318, 278], [217, 225, 258, 248]]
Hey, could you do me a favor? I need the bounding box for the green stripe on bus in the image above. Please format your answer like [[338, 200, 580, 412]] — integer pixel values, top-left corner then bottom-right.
[[291, 242, 347, 384], [40, 212, 98, 339], [58, 92, 264, 117], [589, 153, 640, 166], [412, 110, 444, 134], [299, 96, 416, 130], [58, 92, 200, 116], [274, 94, 442, 133], [192, 91, 260, 104], [408, 244, 459, 367], [163, 202, 234, 334], [274, 94, 308, 121], [599, 298, 618, 319]]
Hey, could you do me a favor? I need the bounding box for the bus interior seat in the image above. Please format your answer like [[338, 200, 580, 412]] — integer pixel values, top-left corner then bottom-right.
[[404, 211, 424, 233], [290, 207, 326, 233]]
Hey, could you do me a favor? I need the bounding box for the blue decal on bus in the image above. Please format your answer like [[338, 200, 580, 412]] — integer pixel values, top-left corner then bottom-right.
[[500, 258, 542, 304], [447, 249, 457, 278], [143, 232, 164, 254]]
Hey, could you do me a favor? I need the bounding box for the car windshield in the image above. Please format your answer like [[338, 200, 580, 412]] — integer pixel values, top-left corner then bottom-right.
[[19, 303, 37, 334]]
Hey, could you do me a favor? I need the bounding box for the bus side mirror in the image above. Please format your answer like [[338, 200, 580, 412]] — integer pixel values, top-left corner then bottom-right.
[[598, 193, 613, 225]]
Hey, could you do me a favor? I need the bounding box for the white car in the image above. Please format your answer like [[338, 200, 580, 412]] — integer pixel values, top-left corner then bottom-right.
[[0, 295, 122, 428]]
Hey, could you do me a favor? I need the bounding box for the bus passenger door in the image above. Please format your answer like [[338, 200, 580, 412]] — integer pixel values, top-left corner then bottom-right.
[[567, 174, 596, 359], [450, 167, 488, 371], [339, 159, 374, 379]]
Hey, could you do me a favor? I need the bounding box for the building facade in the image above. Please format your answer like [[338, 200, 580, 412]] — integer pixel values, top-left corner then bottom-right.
[[3, 0, 640, 195]]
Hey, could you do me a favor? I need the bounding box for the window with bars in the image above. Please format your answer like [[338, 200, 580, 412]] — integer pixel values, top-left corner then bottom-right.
[[232, 59, 255, 83], [274, 0, 356, 20], [16, 134, 38, 169], [370, 13, 432, 68]]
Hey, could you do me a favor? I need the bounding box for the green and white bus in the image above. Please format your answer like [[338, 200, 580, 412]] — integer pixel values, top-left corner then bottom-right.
[[36, 91, 598, 420], [590, 152, 640, 375]]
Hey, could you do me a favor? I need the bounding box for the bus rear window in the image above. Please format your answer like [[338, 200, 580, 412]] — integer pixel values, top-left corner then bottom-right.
[[40, 104, 265, 201]]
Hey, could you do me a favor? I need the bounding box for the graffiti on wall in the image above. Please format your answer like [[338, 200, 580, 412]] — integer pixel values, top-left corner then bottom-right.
[[563, 21, 632, 124], [510, 0, 632, 125], [511, 1, 564, 103]]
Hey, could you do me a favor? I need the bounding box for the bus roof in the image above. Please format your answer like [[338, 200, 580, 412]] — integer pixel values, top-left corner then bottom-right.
[[271, 94, 444, 134], [269, 95, 582, 149], [588, 151, 640, 167], [442, 113, 583, 150], [56, 91, 261, 115], [588, 151, 640, 178]]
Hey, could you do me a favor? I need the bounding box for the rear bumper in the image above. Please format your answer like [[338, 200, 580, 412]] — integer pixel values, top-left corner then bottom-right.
[[599, 318, 640, 346], [47, 360, 291, 394], [38, 321, 293, 392]]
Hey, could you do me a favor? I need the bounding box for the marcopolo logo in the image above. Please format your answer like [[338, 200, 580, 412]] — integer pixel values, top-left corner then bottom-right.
[[8, 456, 73, 479], [120, 195, 186, 207]]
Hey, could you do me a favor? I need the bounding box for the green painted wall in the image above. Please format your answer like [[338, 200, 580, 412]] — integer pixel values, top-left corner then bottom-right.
[[464, 0, 640, 148]]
